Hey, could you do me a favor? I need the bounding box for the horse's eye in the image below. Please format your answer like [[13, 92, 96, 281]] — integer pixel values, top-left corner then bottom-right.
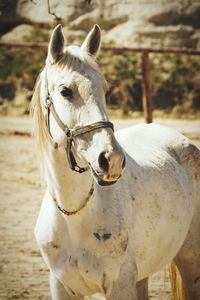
[[60, 87, 73, 99]]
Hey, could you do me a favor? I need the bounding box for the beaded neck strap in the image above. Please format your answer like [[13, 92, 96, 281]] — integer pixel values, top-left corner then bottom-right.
[[51, 184, 94, 216]]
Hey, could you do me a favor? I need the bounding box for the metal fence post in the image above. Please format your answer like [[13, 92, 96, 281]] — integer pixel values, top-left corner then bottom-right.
[[141, 51, 152, 123]]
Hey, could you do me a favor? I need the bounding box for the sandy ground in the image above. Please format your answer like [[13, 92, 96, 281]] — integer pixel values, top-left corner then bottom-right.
[[0, 116, 199, 300]]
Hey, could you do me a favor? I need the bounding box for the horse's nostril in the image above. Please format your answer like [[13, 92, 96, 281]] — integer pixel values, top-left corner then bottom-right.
[[122, 156, 126, 169], [98, 152, 109, 172]]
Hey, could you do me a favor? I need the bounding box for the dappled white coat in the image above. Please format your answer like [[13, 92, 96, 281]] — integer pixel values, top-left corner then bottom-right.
[[34, 24, 200, 300], [35, 123, 200, 299]]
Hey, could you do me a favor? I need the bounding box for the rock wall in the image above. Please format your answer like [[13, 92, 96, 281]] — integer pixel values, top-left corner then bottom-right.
[[14, 0, 200, 49]]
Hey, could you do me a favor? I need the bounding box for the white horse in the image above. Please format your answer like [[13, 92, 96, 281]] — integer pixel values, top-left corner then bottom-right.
[[32, 24, 200, 300]]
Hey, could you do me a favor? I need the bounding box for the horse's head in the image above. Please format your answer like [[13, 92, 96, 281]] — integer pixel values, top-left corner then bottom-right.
[[40, 24, 125, 186]]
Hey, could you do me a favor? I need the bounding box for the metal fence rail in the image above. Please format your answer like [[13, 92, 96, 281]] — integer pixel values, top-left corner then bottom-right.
[[1, 41, 200, 123]]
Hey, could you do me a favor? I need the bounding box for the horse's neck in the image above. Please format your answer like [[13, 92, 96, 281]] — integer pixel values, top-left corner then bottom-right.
[[44, 146, 92, 212]]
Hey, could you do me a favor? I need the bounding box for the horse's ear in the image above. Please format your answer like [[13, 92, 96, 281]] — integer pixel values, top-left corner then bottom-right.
[[48, 24, 65, 64], [81, 24, 101, 59]]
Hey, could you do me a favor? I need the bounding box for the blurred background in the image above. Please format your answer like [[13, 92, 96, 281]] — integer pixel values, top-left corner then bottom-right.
[[0, 1, 200, 299], [0, 0, 200, 118]]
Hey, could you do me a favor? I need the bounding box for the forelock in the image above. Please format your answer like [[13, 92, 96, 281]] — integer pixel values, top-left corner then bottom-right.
[[51, 45, 107, 89]]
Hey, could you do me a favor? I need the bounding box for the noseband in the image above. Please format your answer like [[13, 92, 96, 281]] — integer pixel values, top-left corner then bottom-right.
[[44, 72, 114, 173]]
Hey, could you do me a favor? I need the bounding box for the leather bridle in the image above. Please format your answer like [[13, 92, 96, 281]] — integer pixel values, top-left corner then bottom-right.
[[44, 69, 114, 173]]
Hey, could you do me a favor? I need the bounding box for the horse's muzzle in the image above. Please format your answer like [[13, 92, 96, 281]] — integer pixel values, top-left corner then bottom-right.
[[92, 151, 126, 186]]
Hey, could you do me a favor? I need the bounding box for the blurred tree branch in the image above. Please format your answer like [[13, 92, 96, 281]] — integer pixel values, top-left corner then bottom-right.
[[24, 0, 92, 23], [47, 0, 62, 22], [30, 0, 37, 4]]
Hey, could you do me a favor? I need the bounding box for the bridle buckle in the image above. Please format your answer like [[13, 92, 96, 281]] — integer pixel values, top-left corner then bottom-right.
[[65, 129, 73, 140], [45, 95, 53, 109]]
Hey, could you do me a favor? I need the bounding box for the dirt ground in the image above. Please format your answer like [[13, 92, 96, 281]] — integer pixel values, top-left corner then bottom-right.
[[0, 116, 199, 300]]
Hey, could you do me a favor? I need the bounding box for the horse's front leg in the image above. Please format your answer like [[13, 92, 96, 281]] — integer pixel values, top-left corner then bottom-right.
[[108, 258, 138, 300], [50, 272, 84, 300]]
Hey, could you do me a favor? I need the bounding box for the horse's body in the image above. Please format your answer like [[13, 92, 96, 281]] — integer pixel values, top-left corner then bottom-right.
[[33, 25, 200, 300]]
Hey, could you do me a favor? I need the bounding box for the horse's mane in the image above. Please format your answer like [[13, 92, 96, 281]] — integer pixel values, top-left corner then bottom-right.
[[30, 75, 50, 158], [31, 47, 105, 157]]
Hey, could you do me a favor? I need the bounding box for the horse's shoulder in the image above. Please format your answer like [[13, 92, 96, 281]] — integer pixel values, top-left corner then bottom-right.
[[35, 190, 67, 250]]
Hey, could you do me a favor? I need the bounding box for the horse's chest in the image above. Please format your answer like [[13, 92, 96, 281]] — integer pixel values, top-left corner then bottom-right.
[[43, 227, 128, 295], [36, 191, 131, 295], [44, 243, 99, 295]]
